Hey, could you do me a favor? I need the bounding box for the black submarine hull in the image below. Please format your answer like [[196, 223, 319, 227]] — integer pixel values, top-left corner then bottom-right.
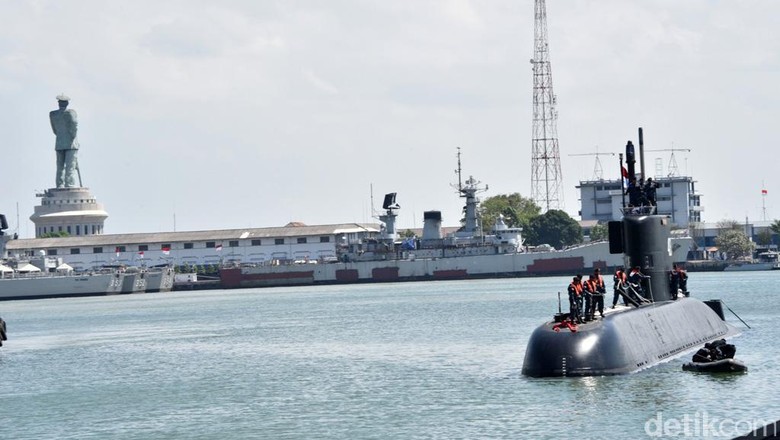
[[522, 298, 740, 377]]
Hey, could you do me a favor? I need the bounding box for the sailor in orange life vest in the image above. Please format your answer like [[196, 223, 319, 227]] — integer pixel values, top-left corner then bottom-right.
[[567, 275, 584, 324], [590, 268, 607, 319], [612, 266, 627, 308], [581, 274, 595, 321]]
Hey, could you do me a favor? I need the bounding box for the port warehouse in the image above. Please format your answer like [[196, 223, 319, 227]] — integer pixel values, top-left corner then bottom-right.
[[4, 223, 381, 270]]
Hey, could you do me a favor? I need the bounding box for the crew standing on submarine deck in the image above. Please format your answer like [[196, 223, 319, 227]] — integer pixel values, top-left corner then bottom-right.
[[612, 267, 627, 308], [567, 276, 583, 323], [590, 269, 606, 318]]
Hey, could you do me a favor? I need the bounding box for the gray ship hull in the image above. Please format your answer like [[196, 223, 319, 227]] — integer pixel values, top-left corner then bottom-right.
[[0, 272, 125, 301], [521, 298, 740, 377], [145, 267, 174, 293]]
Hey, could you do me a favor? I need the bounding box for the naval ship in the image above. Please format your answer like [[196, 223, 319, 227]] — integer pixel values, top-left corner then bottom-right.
[[522, 132, 740, 377], [0, 214, 174, 301], [221, 155, 692, 289]]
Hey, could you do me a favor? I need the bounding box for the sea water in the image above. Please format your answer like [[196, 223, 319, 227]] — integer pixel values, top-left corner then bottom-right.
[[0, 272, 778, 439]]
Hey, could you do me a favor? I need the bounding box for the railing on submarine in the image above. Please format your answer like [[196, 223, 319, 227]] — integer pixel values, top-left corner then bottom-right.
[[619, 205, 657, 217]]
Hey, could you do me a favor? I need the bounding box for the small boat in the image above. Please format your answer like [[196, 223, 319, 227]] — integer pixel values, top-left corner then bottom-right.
[[683, 358, 747, 373]]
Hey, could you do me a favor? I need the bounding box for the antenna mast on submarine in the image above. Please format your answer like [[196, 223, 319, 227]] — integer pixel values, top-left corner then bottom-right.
[[530, 0, 563, 212]]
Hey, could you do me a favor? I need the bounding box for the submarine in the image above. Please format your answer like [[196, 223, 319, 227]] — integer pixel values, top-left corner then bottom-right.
[[522, 129, 740, 377]]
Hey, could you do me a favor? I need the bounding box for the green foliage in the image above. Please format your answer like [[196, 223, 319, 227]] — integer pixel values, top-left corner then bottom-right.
[[715, 229, 755, 260], [478, 193, 541, 234], [716, 219, 741, 232], [40, 231, 70, 238], [589, 223, 608, 242], [770, 219, 780, 235], [756, 229, 773, 246], [524, 209, 583, 249], [400, 229, 416, 238]]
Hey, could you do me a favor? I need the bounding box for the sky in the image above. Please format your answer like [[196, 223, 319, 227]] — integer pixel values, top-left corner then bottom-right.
[[1, 0, 779, 238]]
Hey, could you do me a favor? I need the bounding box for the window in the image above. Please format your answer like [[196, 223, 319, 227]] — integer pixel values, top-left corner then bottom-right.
[[229, 240, 239, 247], [275, 238, 284, 245], [184, 243, 194, 249], [297, 237, 307, 244], [206, 242, 215, 248], [93, 247, 103, 254], [70, 248, 80, 255], [251, 239, 262, 246], [48, 249, 58, 256], [67, 226, 71, 234], [76, 225, 81, 235], [320, 236, 330, 243], [161, 244, 171, 250], [92, 225, 96, 234], [138, 245, 149, 251], [116, 246, 126, 252]]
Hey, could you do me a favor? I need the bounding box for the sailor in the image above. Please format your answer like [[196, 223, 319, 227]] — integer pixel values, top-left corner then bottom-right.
[[591, 269, 606, 318], [612, 266, 627, 308], [627, 266, 648, 300], [670, 264, 689, 298], [626, 178, 645, 208], [567, 276, 583, 324], [582, 275, 595, 321], [643, 178, 658, 206]]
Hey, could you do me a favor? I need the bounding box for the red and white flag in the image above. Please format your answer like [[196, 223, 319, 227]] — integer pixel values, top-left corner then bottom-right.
[[762, 189, 768, 195], [215, 244, 223, 252], [115, 247, 121, 258], [138, 251, 144, 258], [162, 246, 171, 255], [621, 166, 629, 188]]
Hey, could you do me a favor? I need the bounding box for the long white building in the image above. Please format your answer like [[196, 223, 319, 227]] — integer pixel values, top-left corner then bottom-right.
[[4, 223, 380, 270]]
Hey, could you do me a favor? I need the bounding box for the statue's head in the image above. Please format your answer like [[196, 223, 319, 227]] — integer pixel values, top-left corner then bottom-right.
[[56, 94, 70, 109]]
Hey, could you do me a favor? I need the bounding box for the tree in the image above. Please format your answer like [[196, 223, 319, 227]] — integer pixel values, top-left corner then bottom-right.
[[400, 229, 416, 238], [716, 219, 741, 232], [715, 229, 754, 260], [589, 223, 608, 242], [770, 219, 780, 236], [478, 193, 541, 234], [524, 209, 583, 249], [756, 229, 773, 247]]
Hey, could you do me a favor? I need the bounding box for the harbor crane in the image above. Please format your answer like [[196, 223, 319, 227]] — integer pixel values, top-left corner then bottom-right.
[[645, 147, 691, 177], [568, 150, 616, 180]]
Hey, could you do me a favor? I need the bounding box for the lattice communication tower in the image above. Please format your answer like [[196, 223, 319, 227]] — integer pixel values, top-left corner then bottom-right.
[[530, 0, 563, 211]]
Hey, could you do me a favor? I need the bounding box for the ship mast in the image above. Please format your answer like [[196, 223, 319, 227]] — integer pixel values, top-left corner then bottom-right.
[[530, 0, 563, 212], [452, 148, 487, 237]]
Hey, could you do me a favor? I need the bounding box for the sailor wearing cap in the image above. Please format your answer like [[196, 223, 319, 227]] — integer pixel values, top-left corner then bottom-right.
[[49, 94, 80, 188]]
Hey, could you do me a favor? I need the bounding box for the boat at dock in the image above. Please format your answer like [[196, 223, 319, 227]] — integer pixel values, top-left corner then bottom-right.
[[724, 251, 780, 271]]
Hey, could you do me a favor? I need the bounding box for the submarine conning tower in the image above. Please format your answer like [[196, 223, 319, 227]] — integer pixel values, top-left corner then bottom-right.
[[609, 215, 675, 303]]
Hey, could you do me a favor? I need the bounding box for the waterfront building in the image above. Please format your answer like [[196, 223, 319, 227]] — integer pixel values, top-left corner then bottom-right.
[[577, 175, 703, 228], [5, 223, 380, 270]]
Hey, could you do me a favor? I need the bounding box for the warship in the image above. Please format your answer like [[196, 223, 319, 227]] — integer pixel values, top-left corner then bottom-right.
[[522, 130, 740, 377]]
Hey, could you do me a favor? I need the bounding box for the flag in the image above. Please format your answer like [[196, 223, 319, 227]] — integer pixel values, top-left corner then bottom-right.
[[621, 166, 629, 188], [215, 244, 223, 252], [762, 189, 768, 195], [115, 246, 121, 258], [138, 251, 144, 258], [162, 246, 171, 255]]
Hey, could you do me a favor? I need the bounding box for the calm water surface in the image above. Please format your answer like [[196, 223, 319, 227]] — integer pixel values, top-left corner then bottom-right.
[[1, 272, 778, 439]]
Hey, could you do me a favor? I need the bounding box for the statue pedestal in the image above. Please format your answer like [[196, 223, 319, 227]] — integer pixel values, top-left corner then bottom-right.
[[30, 187, 108, 238]]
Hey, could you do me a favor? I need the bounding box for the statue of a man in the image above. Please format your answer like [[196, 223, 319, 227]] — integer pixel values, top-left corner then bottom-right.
[[49, 94, 80, 188]]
